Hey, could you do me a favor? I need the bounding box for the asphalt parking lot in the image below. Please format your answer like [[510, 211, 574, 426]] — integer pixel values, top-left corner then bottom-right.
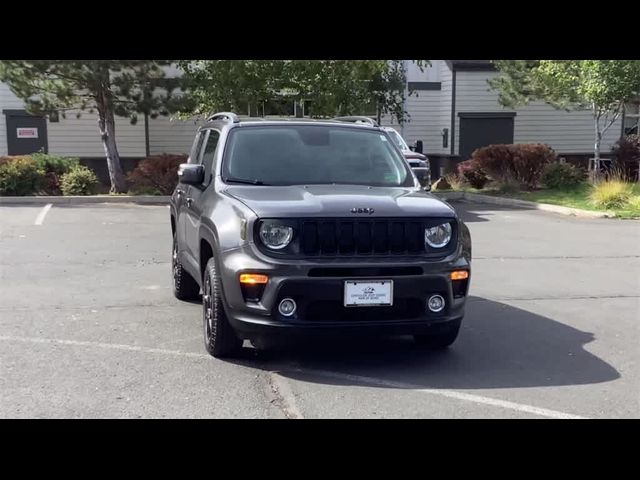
[[1, 200, 638, 418]]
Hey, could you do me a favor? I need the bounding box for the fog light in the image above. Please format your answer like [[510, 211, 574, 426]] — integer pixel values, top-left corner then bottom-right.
[[427, 294, 445, 313], [278, 298, 297, 317]]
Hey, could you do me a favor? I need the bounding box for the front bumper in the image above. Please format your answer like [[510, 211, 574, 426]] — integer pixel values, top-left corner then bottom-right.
[[218, 244, 470, 340]]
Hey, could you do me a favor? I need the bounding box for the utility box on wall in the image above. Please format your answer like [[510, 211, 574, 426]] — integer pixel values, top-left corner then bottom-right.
[[3, 109, 48, 155]]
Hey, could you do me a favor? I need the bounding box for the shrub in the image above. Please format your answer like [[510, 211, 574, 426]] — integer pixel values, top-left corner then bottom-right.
[[542, 162, 586, 189], [611, 134, 640, 181], [31, 152, 79, 176], [590, 180, 634, 209], [60, 165, 98, 196], [496, 178, 522, 195], [31, 153, 80, 194], [472, 143, 557, 190], [127, 154, 187, 195], [456, 159, 489, 189], [443, 173, 466, 191], [628, 196, 640, 210], [0, 156, 45, 196]]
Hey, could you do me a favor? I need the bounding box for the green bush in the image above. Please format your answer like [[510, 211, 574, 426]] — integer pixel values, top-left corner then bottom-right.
[[0, 156, 45, 196], [60, 165, 98, 196], [31, 152, 79, 176], [31, 153, 80, 194], [628, 196, 640, 210], [590, 180, 634, 209], [542, 162, 586, 189]]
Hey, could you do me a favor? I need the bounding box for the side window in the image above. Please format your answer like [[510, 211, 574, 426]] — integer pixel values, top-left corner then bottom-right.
[[200, 129, 220, 186], [189, 131, 206, 164]]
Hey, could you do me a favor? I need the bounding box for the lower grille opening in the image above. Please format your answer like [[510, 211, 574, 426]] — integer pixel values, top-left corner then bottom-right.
[[241, 283, 266, 302], [452, 279, 469, 298], [308, 266, 423, 278], [304, 299, 424, 322]]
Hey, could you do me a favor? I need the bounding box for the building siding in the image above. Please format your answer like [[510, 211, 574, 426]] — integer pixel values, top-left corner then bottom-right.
[[148, 116, 202, 155], [453, 71, 622, 157], [379, 61, 451, 155], [47, 111, 146, 157], [0, 83, 25, 156], [437, 60, 453, 156]]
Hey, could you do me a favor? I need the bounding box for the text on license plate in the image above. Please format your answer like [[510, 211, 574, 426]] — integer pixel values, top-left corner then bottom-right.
[[344, 280, 393, 307]]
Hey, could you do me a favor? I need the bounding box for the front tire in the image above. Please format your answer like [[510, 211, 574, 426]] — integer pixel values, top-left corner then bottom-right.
[[172, 232, 200, 301], [414, 320, 461, 350], [202, 258, 242, 358]]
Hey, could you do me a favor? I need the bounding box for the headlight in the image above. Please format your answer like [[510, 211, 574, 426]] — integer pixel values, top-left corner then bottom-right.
[[259, 222, 293, 250], [425, 222, 452, 248]]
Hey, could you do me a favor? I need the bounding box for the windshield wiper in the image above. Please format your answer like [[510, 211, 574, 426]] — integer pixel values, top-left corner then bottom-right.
[[224, 177, 269, 186]]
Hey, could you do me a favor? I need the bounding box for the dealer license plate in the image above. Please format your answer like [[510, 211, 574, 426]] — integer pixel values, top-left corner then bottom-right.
[[344, 280, 393, 307]]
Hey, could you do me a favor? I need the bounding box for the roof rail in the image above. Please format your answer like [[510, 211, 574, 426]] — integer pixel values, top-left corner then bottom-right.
[[333, 116, 379, 127], [207, 112, 240, 123]]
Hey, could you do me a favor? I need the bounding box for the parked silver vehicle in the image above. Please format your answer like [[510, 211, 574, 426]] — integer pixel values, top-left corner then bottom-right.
[[380, 126, 431, 190]]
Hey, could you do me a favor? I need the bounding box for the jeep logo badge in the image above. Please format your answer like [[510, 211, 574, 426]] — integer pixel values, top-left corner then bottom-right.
[[351, 207, 375, 214]]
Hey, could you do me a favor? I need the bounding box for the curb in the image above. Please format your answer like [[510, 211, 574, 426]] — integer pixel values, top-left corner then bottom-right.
[[0, 195, 171, 205], [434, 191, 612, 219]]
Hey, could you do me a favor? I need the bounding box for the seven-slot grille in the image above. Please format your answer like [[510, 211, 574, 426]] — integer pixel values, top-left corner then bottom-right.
[[298, 218, 455, 256]]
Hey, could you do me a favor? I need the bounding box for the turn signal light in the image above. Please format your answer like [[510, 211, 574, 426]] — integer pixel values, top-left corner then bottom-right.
[[451, 270, 469, 281], [239, 273, 269, 284]]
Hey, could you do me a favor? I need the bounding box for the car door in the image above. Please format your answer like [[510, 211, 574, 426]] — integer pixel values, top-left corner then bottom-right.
[[177, 130, 206, 264], [184, 128, 221, 264]]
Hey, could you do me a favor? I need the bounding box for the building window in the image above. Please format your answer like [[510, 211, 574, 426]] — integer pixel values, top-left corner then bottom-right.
[[624, 101, 639, 135]]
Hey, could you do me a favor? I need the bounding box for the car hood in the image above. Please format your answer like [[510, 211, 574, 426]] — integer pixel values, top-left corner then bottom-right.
[[403, 150, 427, 161], [224, 184, 456, 218]]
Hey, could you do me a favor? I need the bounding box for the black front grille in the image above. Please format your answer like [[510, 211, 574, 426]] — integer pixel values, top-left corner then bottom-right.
[[298, 218, 455, 257]]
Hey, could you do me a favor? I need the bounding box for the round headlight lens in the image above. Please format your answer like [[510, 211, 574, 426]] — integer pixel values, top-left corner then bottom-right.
[[259, 222, 293, 250], [425, 222, 452, 248]]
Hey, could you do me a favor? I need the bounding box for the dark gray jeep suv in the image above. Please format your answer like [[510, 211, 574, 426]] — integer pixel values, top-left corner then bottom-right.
[[170, 112, 471, 358]]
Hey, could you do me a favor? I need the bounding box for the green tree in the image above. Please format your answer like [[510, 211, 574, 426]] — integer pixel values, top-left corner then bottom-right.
[[177, 60, 428, 124], [490, 60, 640, 176], [0, 61, 185, 193]]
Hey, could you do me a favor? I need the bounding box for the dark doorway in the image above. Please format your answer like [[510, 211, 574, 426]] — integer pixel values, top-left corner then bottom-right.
[[3, 109, 48, 155], [458, 113, 515, 160]]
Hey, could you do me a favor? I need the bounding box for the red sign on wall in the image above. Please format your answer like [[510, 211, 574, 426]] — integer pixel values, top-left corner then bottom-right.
[[17, 128, 38, 138]]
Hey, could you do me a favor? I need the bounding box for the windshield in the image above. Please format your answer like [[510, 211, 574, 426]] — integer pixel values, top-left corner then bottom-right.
[[222, 125, 413, 187], [387, 129, 409, 151]]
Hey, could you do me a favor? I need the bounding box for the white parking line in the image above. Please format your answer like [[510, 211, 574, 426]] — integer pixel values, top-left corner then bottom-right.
[[290, 369, 587, 419], [0, 334, 588, 419], [0, 334, 210, 360], [34, 204, 53, 225]]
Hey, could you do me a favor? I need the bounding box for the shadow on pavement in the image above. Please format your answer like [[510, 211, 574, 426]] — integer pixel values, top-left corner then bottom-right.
[[230, 296, 619, 390], [448, 200, 535, 224]]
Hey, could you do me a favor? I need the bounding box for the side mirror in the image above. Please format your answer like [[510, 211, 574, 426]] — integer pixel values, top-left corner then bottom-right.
[[177, 163, 204, 185], [414, 140, 424, 154]]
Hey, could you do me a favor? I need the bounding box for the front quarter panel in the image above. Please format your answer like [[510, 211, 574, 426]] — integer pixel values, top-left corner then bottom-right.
[[199, 185, 258, 256]]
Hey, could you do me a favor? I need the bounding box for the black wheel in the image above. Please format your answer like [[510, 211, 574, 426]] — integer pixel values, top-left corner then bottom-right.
[[414, 320, 461, 350], [202, 258, 242, 358], [172, 232, 200, 301]]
